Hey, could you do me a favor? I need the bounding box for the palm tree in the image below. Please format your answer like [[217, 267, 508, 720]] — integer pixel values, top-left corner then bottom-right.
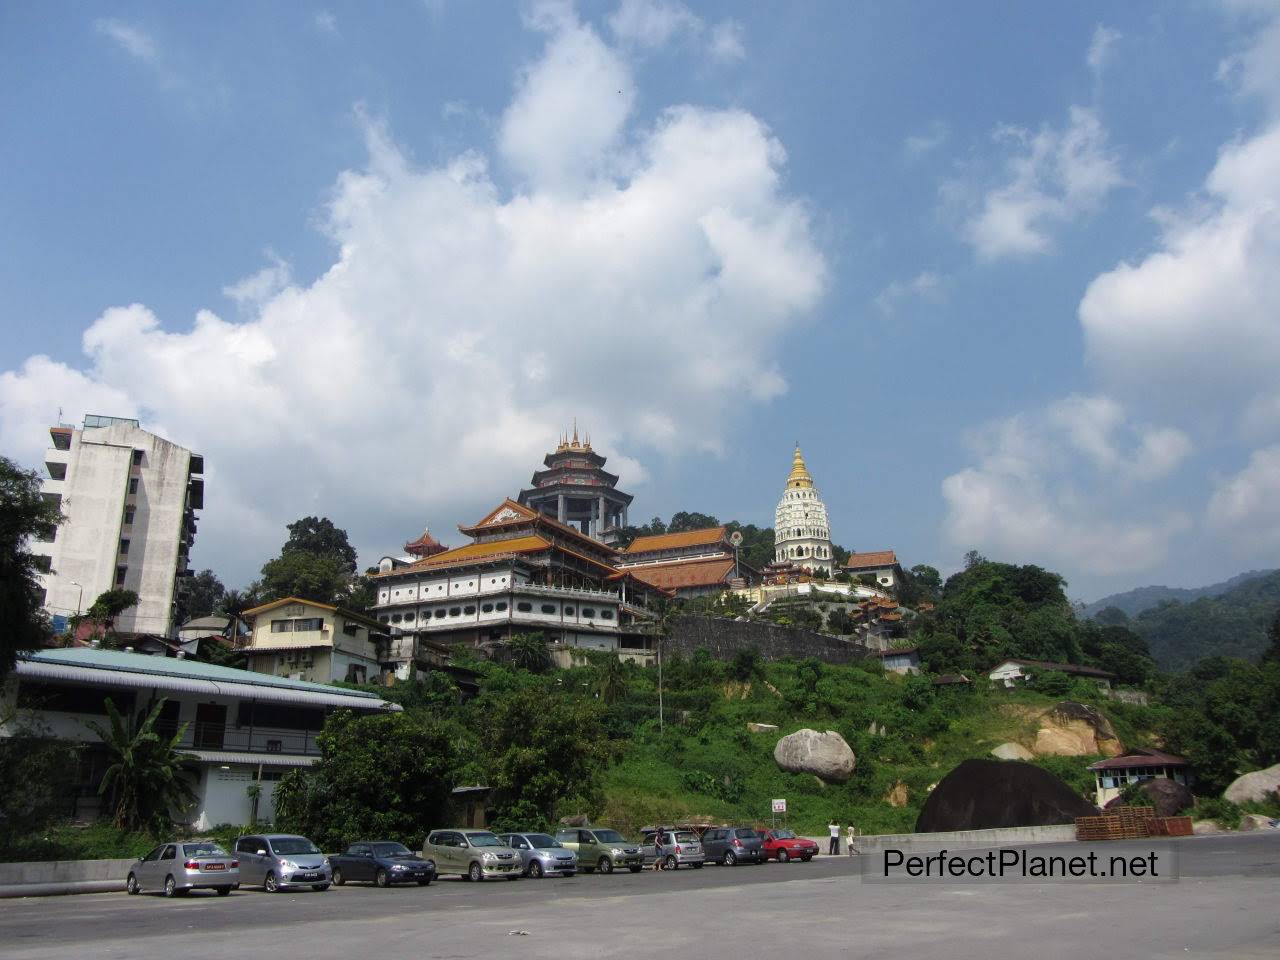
[[507, 633, 551, 673], [87, 698, 197, 832], [596, 656, 627, 705], [218, 590, 250, 648]]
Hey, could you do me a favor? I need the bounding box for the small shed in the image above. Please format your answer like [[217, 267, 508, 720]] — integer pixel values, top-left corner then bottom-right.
[[1087, 748, 1190, 808]]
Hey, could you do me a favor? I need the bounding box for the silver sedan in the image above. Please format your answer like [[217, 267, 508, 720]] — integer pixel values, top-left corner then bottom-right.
[[498, 832, 578, 877], [126, 841, 240, 897]]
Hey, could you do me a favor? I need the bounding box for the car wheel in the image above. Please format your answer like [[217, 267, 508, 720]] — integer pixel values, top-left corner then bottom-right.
[[628, 865, 642, 873], [529, 860, 544, 879], [265, 871, 280, 893], [126, 874, 139, 895], [777, 850, 790, 863], [802, 856, 812, 862], [216, 887, 232, 897], [665, 855, 678, 871], [313, 883, 331, 892], [723, 851, 737, 866], [598, 856, 613, 875], [468, 861, 483, 883], [163, 875, 176, 898], [375, 868, 390, 888], [333, 868, 345, 886], [417, 879, 431, 886]]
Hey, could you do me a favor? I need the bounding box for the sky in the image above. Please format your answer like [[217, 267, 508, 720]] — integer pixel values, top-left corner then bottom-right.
[[2, 1, 1280, 603]]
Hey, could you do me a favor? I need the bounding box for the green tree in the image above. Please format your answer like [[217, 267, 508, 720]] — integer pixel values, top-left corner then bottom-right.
[[1261, 609, 1280, 663], [507, 633, 551, 673], [272, 710, 457, 850], [1093, 605, 1131, 627], [910, 564, 943, 599], [259, 551, 351, 606], [0, 714, 77, 849], [217, 589, 251, 643], [173, 570, 225, 626], [596, 657, 627, 705], [483, 688, 609, 829], [282, 516, 358, 572], [87, 698, 197, 832], [729, 648, 764, 682], [0, 457, 63, 680], [667, 511, 720, 533]]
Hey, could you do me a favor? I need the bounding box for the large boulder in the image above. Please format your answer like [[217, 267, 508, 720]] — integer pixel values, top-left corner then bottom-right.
[[1032, 702, 1123, 757], [1224, 763, 1280, 806], [916, 759, 1097, 832], [1103, 778, 1194, 817], [991, 742, 1035, 761], [774, 729, 856, 784]]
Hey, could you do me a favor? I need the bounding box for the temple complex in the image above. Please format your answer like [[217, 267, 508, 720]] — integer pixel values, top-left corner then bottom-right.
[[616, 526, 758, 598], [773, 445, 835, 574], [517, 425, 633, 545]]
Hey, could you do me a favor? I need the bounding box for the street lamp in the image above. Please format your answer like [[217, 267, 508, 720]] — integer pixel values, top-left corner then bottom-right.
[[69, 580, 84, 616]]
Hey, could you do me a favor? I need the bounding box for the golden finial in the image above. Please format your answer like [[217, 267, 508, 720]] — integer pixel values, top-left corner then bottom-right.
[[787, 444, 814, 489]]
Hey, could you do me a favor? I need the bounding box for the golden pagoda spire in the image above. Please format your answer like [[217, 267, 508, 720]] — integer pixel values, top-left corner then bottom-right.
[[787, 443, 814, 489]]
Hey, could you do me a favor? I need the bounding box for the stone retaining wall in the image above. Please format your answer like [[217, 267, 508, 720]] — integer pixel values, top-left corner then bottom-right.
[[669, 616, 871, 665]]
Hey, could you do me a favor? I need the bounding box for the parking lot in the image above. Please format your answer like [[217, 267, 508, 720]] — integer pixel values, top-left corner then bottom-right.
[[2, 833, 1278, 959]]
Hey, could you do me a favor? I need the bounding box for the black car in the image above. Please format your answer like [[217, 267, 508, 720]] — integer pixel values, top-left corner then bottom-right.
[[329, 842, 436, 887]]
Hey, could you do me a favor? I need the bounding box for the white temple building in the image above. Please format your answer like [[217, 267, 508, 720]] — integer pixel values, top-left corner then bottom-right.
[[773, 445, 835, 574]]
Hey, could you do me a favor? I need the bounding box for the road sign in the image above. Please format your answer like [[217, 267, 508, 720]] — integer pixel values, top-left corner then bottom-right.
[[771, 798, 787, 814]]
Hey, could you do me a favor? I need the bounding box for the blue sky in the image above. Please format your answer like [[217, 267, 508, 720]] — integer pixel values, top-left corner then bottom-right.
[[3, 1, 1279, 602]]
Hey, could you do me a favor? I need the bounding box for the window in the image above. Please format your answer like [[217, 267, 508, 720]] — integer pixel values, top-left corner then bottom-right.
[[464, 605, 476, 615], [481, 603, 494, 613], [582, 608, 596, 618], [119, 538, 130, 555], [132, 450, 143, 466], [33, 554, 52, 574], [449, 607, 461, 617], [434, 609, 446, 619], [517, 601, 532, 612], [128, 478, 139, 495], [390, 614, 402, 623], [379, 615, 390, 623], [17, 681, 135, 716], [564, 606, 575, 616], [600, 609, 614, 620], [123, 508, 135, 525], [496, 601, 508, 612], [115, 566, 127, 586], [345, 664, 367, 684], [540, 604, 556, 614]]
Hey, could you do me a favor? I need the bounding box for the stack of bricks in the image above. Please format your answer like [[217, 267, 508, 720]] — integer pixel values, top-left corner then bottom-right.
[[1075, 806, 1159, 841]]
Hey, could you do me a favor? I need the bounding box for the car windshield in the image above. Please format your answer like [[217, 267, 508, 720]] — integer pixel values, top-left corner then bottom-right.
[[526, 834, 560, 848], [372, 843, 413, 858], [734, 829, 759, 839], [270, 838, 319, 855], [467, 833, 504, 847], [772, 830, 796, 840], [594, 830, 625, 844], [674, 832, 698, 843], [183, 843, 227, 857]]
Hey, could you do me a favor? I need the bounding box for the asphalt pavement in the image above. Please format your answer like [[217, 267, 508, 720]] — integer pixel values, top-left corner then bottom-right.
[[1, 833, 1277, 959]]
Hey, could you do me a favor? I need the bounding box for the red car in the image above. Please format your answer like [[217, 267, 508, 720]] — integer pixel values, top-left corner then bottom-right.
[[760, 830, 819, 862]]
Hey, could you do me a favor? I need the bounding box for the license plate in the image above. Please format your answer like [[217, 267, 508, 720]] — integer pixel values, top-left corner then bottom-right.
[[297, 873, 318, 880], [205, 863, 225, 871]]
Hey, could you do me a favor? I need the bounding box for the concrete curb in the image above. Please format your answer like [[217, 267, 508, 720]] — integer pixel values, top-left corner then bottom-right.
[[0, 880, 123, 899], [0, 858, 134, 899]]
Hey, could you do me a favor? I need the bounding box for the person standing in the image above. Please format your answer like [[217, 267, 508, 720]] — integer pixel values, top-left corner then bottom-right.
[[845, 823, 858, 856], [828, 820, 840, 855]]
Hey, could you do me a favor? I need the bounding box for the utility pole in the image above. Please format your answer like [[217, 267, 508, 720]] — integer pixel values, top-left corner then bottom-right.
[[657, 634, 664, 734]]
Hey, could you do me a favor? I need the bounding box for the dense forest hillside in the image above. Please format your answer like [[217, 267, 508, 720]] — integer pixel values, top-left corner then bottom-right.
[[1082, 570, 1275, 620], [1113, 571, 1280, 672]]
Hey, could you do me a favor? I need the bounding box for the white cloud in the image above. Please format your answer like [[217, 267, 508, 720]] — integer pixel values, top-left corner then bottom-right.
[[941, 397, 1191, 576], [708, 20, 746, 63], [1206, 445, 1280, 551], [905, 122, 948, 158], [94, 18, 158, 64], [314, 10, 338, 36], [874, 271, 946, 316], [0, 11, 825, 584], [222, 253, 293, 309], [609, 0, 700, 49], [1086, 25, 1121, 77], [963, 106, 1123, 260]]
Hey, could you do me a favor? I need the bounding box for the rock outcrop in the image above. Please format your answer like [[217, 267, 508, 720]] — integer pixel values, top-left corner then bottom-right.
[[1032, 702, 1122, 757], [1224, 763, 1280, 806], [747, 722, 779, 734], [991, 742, 1036, 761], [884, 781, 909, 807], [915, 759, 1097, 832], [774, 729, 856, 784], [1104, 778, 1193, 817]]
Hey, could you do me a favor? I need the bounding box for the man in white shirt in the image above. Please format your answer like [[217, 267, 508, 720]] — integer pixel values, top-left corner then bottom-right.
[[828, 820, 840, 855]]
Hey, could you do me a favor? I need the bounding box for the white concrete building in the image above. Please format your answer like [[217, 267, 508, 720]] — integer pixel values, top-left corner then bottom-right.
[[33, 415, 203, 637], [843, 550, 904, 589], [773, 446, 835, 575], [242, 597, 386, 686], [2, 648, 399, 828]]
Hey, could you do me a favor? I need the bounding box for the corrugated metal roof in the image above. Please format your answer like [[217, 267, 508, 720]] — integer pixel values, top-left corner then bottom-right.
[[17, 649, 399, 711], [187, 751, 318, 767]]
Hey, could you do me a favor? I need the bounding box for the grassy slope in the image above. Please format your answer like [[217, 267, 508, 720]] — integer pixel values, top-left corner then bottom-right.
[[595, 660, 1164, 836]]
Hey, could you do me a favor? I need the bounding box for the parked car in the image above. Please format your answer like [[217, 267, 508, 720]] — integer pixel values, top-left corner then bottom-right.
[[497, 832, 578, 877], [700, 827, 765, 865], [126, 840, 239, 897], [423, 830, 522, 881], [760, 829, 819, 862], [640, 828, 705, 870], [554, 828, 645, 874], [330, 842, 436, 887], [233, 834, 332, 892]]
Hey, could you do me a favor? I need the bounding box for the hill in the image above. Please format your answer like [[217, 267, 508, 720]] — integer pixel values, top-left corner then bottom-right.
[[1124, 570, 1280, 672], [1083, 569, 1276, 620]]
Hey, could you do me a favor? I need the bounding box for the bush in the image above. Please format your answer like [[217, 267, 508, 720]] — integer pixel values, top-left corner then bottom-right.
[[1192, 796, 1242, 829]]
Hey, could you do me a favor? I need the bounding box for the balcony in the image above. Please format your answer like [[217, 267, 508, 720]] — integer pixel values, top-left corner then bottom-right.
[[156, 720, 322, 757]]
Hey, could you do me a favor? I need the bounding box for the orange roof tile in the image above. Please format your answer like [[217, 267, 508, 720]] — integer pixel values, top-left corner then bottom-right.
[[626, 558, 737, 591], [373, 535, 552, 576], [844, 550, 898, 570], [624, 526, 728, 554]]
